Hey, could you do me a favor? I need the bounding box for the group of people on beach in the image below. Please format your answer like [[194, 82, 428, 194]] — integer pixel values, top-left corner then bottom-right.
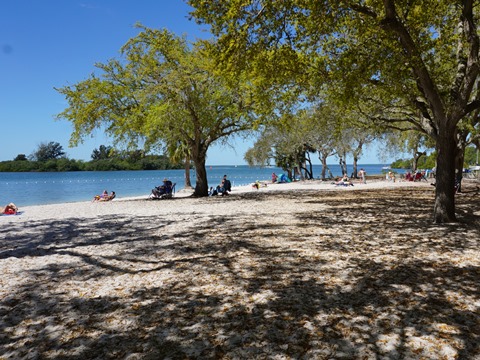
[[209, 175, 232, 196], [332, 168, 367, 186], [404, 170, 427, 182], [93, 190, 116, 202]]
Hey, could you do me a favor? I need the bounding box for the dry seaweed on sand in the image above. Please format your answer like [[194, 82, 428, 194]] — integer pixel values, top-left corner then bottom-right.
[[1, 182, 479, 359]]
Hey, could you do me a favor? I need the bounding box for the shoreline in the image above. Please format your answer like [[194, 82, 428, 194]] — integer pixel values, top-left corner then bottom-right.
[[0, 165, 403, 207], [2, 178, 435, 222]]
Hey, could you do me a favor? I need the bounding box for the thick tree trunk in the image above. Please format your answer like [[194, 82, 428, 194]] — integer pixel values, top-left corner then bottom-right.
[[433, 135, 457, 223], [192, 147, 209, 197]]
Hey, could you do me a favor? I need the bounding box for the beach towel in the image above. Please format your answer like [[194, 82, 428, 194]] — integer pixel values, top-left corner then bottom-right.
[[1, 211, 23, 216]]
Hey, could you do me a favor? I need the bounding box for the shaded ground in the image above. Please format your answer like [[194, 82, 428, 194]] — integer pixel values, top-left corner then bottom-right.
[[1, 183, 479, 359]]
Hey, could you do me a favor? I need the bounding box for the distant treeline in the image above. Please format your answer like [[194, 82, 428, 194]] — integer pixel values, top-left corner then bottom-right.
[[0, 155, 183, 172], [390, 145, 478, 170], [0, 142, 185, 172]]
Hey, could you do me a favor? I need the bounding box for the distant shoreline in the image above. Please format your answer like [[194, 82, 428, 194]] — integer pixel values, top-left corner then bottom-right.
[[0, 165, 392, 207], [2, 178, 436, 222]]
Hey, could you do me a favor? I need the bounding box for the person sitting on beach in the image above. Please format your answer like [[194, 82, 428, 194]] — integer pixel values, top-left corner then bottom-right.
[[413, 171, 427, 182], [151, 178, 173, 197], [222, 175, 232, 193], [93, 190, 109, 201], [208, 187, 218, 196], [335, 174, 354, 186], [99, 191, 116, 201], [216, 179, 228, 196], [386, 171, 396, 182], [272, 172, 278, 183], [2, 203, 18, 215]]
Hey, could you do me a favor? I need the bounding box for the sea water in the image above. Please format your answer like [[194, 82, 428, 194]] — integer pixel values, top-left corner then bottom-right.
[[0, 164, 387, 207]]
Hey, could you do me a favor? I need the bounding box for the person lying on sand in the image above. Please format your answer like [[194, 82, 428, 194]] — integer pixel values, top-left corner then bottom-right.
[[93, 191, 115, 202], [2, 203, 18, 215], [99, 191, 116, 201]]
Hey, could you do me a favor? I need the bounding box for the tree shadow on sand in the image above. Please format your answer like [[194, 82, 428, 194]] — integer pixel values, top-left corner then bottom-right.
[[0, 186, 479, 358]]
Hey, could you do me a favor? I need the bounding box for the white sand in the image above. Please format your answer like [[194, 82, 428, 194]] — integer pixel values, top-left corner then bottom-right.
[[1, 178, 478, 359], [4, 178, 431, 222]]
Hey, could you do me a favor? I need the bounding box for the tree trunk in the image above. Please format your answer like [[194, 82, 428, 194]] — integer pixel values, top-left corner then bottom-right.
[[413, 151, 426, 172], [320, 153, 328, 179], [327, 167, 334, 179], [454, 144, 465, 193], [352, 156, 358, 178], [192, 147, 209, 197], [342, 152, 348, 176], [184, 154, 192, 188], [305, 152, 313, 179], [295, 157, 305, 180], [433, 134, 457, 223], [339, 152, 348, 175]]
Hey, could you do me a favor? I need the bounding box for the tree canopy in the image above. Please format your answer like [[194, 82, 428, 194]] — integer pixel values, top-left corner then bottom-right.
[[30, 141, 65, 162], [56, 26, 258, 196], [188, 0, 480, 222]]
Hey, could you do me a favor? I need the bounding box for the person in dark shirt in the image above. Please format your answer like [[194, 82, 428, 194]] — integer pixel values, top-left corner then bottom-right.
[[222, 174, 232, 193]]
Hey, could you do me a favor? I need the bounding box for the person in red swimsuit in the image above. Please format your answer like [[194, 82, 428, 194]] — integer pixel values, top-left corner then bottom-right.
[[2, 203, 18, 215]]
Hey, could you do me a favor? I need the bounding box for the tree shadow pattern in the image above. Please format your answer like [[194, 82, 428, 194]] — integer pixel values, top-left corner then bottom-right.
[[0, 185, 479, 359]]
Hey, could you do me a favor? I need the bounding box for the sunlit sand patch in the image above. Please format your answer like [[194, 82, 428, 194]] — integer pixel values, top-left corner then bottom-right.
[[0, 180, 478, 358]]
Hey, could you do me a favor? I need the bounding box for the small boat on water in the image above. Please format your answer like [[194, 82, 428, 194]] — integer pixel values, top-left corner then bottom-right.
[[382, 165, 391, 170]]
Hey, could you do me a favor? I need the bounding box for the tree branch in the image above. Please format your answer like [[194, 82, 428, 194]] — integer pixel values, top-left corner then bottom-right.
[[379, 0, 446, 122]]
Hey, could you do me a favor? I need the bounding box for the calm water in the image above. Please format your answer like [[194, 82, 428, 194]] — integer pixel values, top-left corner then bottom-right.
[[0, 164, 387, 207]]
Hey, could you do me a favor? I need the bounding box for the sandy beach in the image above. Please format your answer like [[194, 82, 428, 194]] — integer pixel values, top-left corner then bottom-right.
[[1, 178, 479, 359]]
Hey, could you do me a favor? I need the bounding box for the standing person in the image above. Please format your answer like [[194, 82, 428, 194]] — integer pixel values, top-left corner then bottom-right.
[[359, 168, 367, 184]]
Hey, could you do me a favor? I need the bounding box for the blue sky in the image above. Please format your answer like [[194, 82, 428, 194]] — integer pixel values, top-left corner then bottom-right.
[[1, 1, 388, 165]]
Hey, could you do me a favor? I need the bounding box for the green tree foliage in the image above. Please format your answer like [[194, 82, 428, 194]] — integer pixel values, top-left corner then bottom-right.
[[91, 145, 114, 160], [0, 145, 180, 172], [245, 112, 315, 180], [14, 154, 27, 161], [393, 146, 477, 170], [55, 26, 257, 196], [31, 141, 65, 161], [0, 159, 85, 172], [189, 0, 480, 222], [464, 146, 478, 166]]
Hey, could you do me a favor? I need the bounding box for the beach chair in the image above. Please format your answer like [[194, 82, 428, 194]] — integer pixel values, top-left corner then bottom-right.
[[150, 182, 176, 200]]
